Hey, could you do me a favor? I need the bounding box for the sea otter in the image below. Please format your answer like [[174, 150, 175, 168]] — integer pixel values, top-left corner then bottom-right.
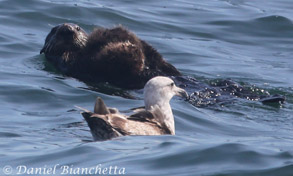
[[40, 23, 181, 88], [40, 23, 285, 105], [40, 23, 88, 73]]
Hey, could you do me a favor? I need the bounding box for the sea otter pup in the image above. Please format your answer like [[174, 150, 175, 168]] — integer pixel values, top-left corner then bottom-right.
[[40, 23, 181, 88], [40, 24, 284, 104]]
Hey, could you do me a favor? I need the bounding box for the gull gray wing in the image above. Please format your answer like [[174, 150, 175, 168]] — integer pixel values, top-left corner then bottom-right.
[[81, 112, 123, 141], [80, 97, 128, 140], [127, 106, 172, 135]]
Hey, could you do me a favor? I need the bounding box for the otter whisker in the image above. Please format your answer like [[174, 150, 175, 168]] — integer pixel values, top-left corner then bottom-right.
[[47, 42, 53, 53]]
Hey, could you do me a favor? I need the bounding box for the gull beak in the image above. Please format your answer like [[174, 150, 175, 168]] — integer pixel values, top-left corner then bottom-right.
[[174, 86, 189, 100]]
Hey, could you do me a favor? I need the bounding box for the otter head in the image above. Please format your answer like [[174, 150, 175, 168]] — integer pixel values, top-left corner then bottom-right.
[[40, 23, 88, 57]]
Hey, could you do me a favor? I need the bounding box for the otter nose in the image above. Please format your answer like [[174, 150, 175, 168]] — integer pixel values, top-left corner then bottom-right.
[[59, 24, 75, 35]]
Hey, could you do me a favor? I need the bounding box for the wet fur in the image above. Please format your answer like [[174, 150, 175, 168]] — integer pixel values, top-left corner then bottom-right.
[[41, 24, 181, 89]]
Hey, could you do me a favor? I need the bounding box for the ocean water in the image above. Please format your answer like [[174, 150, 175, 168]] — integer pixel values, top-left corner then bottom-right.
[[0, 0, 293, 175]]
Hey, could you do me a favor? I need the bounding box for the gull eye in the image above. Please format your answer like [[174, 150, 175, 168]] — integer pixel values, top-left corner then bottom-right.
[[76, 26, 80, 31], [170, 83, 174, 87]]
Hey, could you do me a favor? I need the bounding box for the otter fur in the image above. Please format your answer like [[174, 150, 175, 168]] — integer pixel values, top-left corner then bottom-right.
[[40, 23, 181, 89]]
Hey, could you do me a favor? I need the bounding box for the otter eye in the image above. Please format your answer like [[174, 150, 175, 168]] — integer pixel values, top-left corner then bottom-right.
[[76, 26, 80, 31], [170, 83, 174, 87]]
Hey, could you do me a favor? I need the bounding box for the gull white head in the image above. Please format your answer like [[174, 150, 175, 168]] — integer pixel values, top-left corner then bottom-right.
[[144, 76, 188, 109], [143, 76, 188, 135]]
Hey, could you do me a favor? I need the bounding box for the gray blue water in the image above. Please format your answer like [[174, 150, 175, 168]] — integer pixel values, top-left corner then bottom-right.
[[0, 0, 293, 175]]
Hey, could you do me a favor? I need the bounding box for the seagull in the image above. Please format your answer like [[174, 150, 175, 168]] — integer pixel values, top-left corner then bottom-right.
[[79, 76, 188, 141]]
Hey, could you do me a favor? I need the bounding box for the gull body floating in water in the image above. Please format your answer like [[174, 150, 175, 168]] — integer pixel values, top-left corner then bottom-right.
[[79, 76, 188, 141]]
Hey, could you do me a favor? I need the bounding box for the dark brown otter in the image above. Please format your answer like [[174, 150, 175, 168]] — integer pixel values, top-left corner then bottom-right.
[[40, 23, 88, 74], [40, 23, 181, 89]]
